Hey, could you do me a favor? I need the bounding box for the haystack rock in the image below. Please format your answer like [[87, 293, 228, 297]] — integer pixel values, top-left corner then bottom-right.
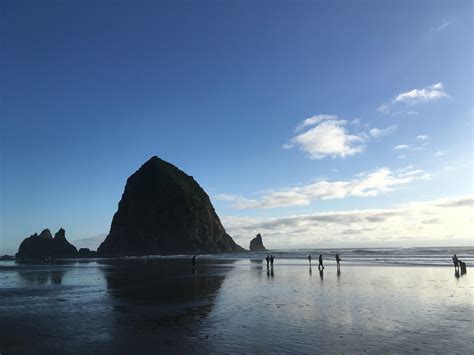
[[98, 156, 245, 256], [249, 233, 268, 252], [16, 228, 78, 259]]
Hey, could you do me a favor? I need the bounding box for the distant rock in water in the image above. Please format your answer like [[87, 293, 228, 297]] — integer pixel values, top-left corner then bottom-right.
[[249, 233, 268, 252], [78, 248, 97, 258], [16, 228, 78, 259], [98, 156, 245, 256], [73, 233, 107, 251]]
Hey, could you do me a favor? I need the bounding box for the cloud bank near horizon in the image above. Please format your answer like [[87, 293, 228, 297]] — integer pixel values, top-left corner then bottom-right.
[[221, 196, 474, 249]]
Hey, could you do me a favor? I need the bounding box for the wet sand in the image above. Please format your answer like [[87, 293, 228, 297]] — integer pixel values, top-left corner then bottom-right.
[[0, 258, 472, 354]]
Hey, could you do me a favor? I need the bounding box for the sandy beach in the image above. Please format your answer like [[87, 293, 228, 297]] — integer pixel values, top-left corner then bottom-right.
[[0, 258, 472, 354]]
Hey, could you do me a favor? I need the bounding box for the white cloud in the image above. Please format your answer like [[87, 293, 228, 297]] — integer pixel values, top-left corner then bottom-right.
[[435, 151, 446, 156], [221, 196, 474, 248], [392, 144, 411, 151], [416, 135, 429, 141], [369, 125, 397, 138], [286, 115, 365, 159], [431, 20, 451, 32], [295, 114, 338, 132], [393, 82, 448, 105], [392, 135, 429, 153], [377, 83, 448, 113], [215, 167, 430, 209], [377, 104, 390, 114]]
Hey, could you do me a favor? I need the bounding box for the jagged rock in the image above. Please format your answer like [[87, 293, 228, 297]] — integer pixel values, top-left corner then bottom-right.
[[16, 228, 78, 259], [98, 156, 245, 256], [249, 233, 268, 252], [38, 229, 52, 239]]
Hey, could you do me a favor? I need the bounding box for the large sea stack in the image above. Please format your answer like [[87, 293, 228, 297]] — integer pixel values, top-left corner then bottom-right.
[[98, 156, 245, 256], [16, 228, 78, 259], [249, 233, 268, 252]]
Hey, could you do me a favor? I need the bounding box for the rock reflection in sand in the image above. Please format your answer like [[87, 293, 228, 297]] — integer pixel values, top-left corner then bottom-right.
[[0, 258, 233, 353], [17, 267, 67, 285]]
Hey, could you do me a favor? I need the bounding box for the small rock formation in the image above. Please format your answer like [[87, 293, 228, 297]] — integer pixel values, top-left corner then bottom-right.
[[249, 233, 268, 252], [16, 228, 78, 259], [78, 248, 97, 258], [98, 156, 245, 256]]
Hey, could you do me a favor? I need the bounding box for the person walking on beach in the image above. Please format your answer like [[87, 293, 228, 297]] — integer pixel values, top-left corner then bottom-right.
[[452, 254, 459, 270], [266, 254, 270, 268], [318, 254, 324, 270], [192, 255, 197, 267], [270, 255, 274, 268], [335, 254, 341, 270], [308, 254, 312, 265]]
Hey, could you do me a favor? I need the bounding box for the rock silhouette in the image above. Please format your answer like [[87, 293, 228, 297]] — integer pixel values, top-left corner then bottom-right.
[[16, 228, 78, 259], [98, 156, 245, 256], [249, 233, 268, 252]]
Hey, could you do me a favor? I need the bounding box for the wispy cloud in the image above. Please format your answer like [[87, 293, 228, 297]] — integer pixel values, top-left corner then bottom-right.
[[393, 82, 448, 105], [392, 135, 429, 152], [431, 20, 451, 32], [378, 82, 449, 114], [285, 115, 365, 159], [215, 167, 430, 209], [392, 144, 411, 151], [221, 196, 473, 248], [295, 114, 338, 132], [369, 125, 397, 138]]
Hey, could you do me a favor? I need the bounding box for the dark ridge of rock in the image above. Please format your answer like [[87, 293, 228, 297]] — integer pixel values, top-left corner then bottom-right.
[[78, 248, 97, 258], [98, 156, 245, 256], [249, 233, 268, 252], [16, 228, 78, 259], [38, 229, 52, 239]]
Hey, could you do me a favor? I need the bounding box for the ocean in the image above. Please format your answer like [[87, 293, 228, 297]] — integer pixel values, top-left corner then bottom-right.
[[123, 246, 474, 267]]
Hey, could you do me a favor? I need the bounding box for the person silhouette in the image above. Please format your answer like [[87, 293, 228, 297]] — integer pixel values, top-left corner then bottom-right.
[[308, 254, 312, 265], [266, 254, 270, 268], [192, 255, 197, 267], [318, 254, 324, 270], [270, 255, 274, 268], [459, 260, 467, 275], [452, 254, 459, 270], [335, 254, 341, 270]]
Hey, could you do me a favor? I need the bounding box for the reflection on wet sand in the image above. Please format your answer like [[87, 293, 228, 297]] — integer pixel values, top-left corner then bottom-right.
[[17, 268, 66, 285], [1, 258, 233, 353], [98, 258, 233, 352]]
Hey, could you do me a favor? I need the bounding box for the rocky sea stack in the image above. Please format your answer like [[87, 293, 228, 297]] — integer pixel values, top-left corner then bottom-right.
[[249, 233, 268, 252], [16, 228, 78, 259], [98, 156, 245, 256]]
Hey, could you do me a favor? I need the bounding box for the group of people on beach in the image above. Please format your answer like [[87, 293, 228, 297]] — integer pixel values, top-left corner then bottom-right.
[[265, 254, 275, 268], [452, 254, 467, 275], [308, 254, 341, 270]]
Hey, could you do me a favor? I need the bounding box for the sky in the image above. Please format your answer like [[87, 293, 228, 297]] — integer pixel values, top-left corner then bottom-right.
[[1, 0, 473, 254]]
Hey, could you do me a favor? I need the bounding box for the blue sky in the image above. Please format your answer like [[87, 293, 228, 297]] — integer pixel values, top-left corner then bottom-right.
[[1, 0, 473, 253]]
